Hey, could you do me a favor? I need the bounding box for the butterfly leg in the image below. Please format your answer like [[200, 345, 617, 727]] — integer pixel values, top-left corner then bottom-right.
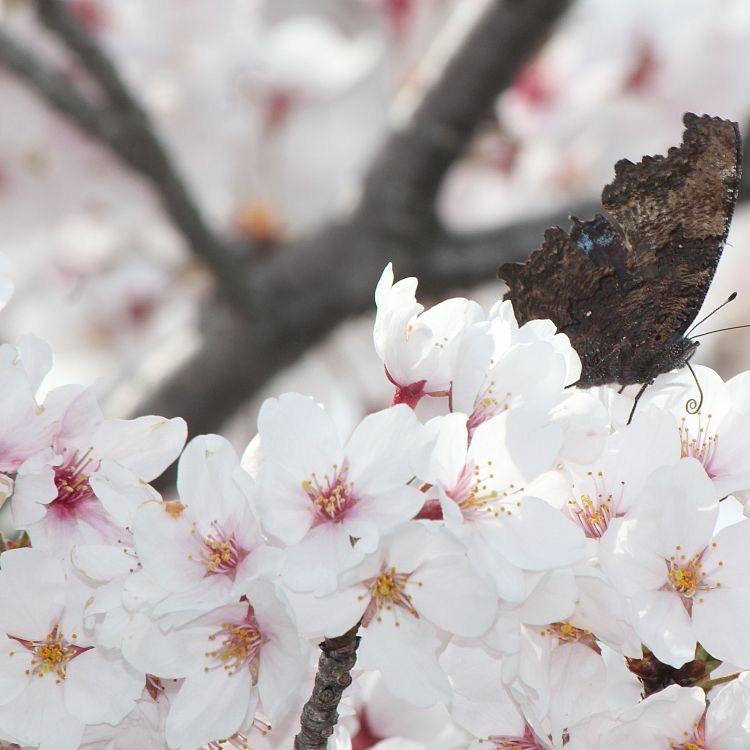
[[626, 381, 651, 425]]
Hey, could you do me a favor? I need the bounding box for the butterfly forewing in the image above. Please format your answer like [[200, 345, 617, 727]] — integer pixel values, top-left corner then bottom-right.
[[498, 113, 742, 387]]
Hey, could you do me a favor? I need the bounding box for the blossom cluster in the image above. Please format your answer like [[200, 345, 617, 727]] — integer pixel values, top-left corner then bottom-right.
[[3, 264, 750, 749]]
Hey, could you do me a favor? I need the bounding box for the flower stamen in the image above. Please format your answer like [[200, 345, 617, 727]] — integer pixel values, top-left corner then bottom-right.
[[49, 448, 99, 515], [447, 460, 522, 521], [9, 626, 90, 684], [360, 565, 419, 625], [193, 521, 247, 577], [205, 608, 264, 680], [679, 415, 719, 477], [302, 462, 356, 522], [567, 470, 625, 538]]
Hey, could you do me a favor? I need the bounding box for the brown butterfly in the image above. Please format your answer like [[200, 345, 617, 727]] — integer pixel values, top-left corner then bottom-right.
[[499, 113, 741, 410]]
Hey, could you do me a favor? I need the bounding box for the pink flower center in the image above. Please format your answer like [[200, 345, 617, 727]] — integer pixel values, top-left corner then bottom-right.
[[302, 462, 356, 523], [205, 608, 265, 680], [539, 621, 600, 652], [195, 521, 247, 578], [49, 450, 99, 517], [446, 460, 522, 521], [360, 565, 420, 626], [679, 415, 719, 478], [8, 625, 91, 684], [669, 715, 706, 749], [468, 381, 511, 433], [567, 470, 625, 539], [391, 379, 427, 410], [489, 725, 546, 749]]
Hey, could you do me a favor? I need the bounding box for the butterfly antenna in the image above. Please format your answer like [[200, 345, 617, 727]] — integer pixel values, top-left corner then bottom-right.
[[685, 360, 704, 415], [691, 323, 750, 339], [686, 292, 738, 336]]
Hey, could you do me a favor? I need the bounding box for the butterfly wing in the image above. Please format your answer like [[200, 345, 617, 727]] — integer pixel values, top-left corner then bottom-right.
[[602, 113, 741, 333], [499, 113, 741, 386]]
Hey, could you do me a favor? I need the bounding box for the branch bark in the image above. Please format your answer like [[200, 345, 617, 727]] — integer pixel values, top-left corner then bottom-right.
[[294, 623, 361, 750]]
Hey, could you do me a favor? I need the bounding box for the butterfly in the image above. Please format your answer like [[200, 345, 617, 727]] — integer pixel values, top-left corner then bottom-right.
[[498, 113, 741, 409]]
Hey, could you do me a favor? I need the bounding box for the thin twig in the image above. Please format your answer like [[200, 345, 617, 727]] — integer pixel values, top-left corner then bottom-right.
[[0, 27, 104, 140], [294, 622, 361, 750], [0, 0, 245, 292]]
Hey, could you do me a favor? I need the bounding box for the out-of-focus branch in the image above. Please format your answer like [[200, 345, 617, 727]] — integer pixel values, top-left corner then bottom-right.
[[0, 0, 575, 442], [0, 0, 246, 293], [136, 0, 575, 444], [136, 203, 583, 442], [36, 0, 142, 111], [357, 0, 573, 244]]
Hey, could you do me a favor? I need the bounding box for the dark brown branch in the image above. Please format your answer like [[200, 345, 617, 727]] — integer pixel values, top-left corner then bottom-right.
[[294, 623, 361, 750], [0, 1, 245, 293]]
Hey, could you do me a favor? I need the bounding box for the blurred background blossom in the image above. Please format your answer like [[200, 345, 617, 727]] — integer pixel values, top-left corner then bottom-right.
[[1, 0, 750, 504]]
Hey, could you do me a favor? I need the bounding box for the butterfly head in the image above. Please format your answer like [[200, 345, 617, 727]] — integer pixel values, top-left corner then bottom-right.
[[660, 335, 699, 375]]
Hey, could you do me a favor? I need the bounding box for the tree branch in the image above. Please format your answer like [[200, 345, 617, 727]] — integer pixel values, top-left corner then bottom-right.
[[294, 623, 361, 750], [136, 203, 582, 447]]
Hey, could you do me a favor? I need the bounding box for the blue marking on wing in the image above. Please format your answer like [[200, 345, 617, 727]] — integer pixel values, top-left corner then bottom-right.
[[577, 228, 614, 256], [577, 232, 595, 255]]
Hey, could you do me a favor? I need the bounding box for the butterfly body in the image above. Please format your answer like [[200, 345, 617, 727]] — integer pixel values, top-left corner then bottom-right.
[[499, 113, 742, 388]]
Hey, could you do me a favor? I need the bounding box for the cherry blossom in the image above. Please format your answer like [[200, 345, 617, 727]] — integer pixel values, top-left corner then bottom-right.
[[342, 671, 466, 749], [7, 261, 750, 748], [288, 522, 497, 707], [78, 677, 177, 750], [642, 365, 750, 497], [11, 384, 186, 553], [449, 301, 581, 432], [122, 580, 307, 749], [256, 393, 423, 594], [0, 548, 143, 750], [0, 335, 58, 480], [414, 410, 586, 600], [601, 458, 750, 668], [601, 677, 750, 749], [374, 263, 484, 407], [132, 434, 281, 623], [549, 406, 681, 542]]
